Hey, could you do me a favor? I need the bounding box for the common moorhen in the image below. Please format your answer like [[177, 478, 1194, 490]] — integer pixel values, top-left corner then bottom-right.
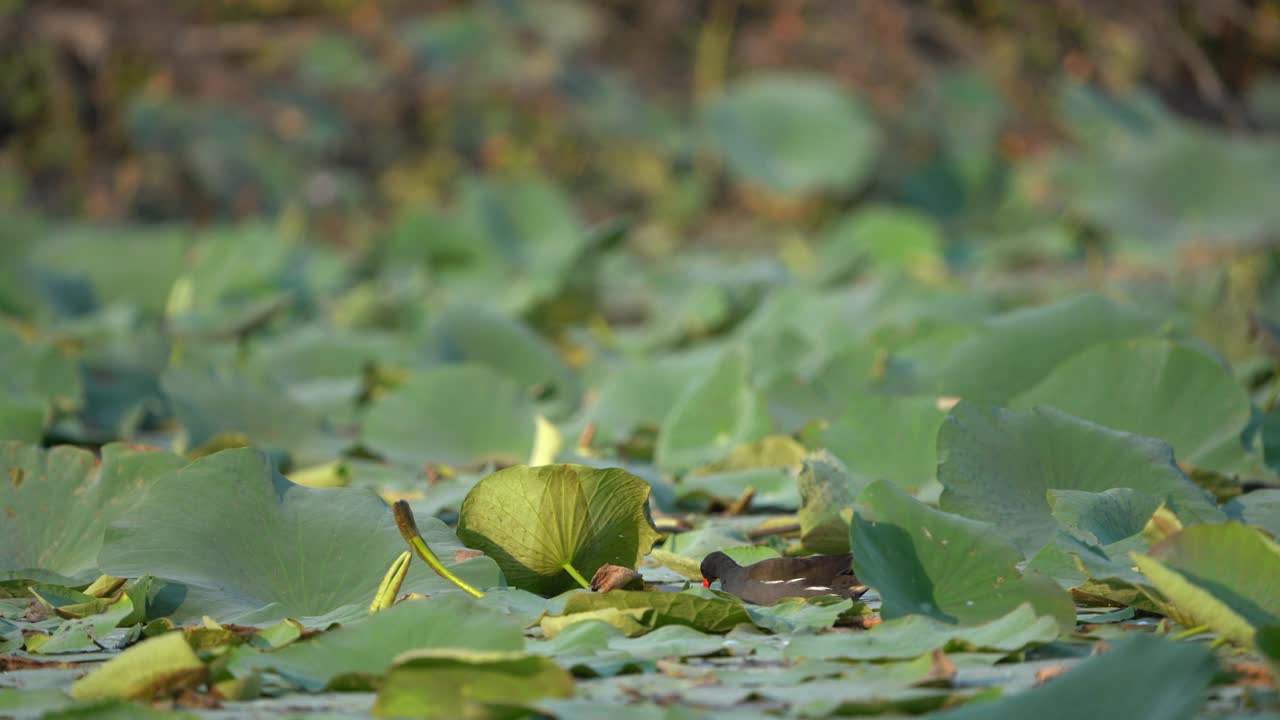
[[699, 551, 869, 605]]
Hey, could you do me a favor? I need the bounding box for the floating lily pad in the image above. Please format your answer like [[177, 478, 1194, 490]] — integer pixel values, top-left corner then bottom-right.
[[0, 396, 44, 444], [786, 603, 1058, 661], [576, 360, 702, 449], [549, 589, 752, 635], [745, 596, 856, 634], [99, 448, 502, 623], [374, 648, 574, 719], [704, 73, 878, 196], [814, 207, 945, 284], [931, 294, 1161, 403], [457, 464, 662, 596], [428, 305, 580, 419], [27, 226, 190, 315], [532, 621, 731, 677], [0, 442, 184, 581], [231, 596, 524, 691], [362, 365, 536, 468], [1224, 489, 1280, 536], [933, 633, 1216, 720], [1048, 488, 1163, 547], [655, 349, 769, 472], [1014, 339, 1252, 471], [0, 326, 82, 421], [937, 403, 1221, 556], [160, 367, 342, 465], [853, 480, 1075, 631], [820, 392, 944, 492]]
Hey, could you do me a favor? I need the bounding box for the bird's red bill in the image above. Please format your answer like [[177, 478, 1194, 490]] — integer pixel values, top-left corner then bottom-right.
[[702, 578, 711, 588]]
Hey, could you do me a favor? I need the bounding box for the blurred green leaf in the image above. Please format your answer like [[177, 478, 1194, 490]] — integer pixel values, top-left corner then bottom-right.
[[934, 633, 1215, 720], [0, 442, 183, 581], [937, 403, 1222, 555], [1014, 338, 1252, 472], [231, 596, 524, 691], [705, 74, 878, 196], [99, 448, 501, 623], [362, 365, 536, 468], [374, 648, 574, 719]]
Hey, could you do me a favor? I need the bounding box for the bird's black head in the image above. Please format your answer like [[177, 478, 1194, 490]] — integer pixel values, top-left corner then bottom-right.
[[699, 551, 739, 588]]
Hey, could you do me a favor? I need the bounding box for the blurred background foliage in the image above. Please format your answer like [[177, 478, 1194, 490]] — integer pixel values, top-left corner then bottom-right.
[[4, 0, 1280, 467]]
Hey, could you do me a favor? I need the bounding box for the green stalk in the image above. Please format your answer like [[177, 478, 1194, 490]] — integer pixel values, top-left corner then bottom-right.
[[392, 501, 485, 599], [370, 550, 411, 614], [1171, 624, 1209, 641], [561, 562, 592, 591]]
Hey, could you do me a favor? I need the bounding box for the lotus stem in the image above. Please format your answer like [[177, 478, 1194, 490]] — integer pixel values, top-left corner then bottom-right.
[[561, 562, 592, 591], [1171, 624, 1209, 641], [392, 500, 485, 599]]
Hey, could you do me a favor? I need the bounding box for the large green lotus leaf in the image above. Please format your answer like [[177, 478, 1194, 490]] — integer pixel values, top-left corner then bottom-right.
[[231, 596, 524, 691], [98, 448, 502, 623], [374, 648, 574, 720], [930, 294, 1162, 403], [454, 175, 587, 309], [0, 443, 184, 581], [678, 435, 808, 510], [160, 367, 343, 466], [937, 403, 1222, 556], [457, 464, 662, 596], [0, 327, 83, 443], [703, 73, 877, 196], [575, 359, 705, 448], [820, 391, 944, 492], [552, 589, 751, 634], [853, 480, 1075, 631], [0, 396, 44, 444], [165, 293, 292, 342], [0, 326, 82, 414], [246, 327, 418, 420], [1050, 87, 1280, 247], [1225, 489, 1280, 536], [745, 596, 855, 634], [797, 451, 871, 554], [785, 603, 1058, 661], [702, 657, 974, 717], [1027, 529, 1150, 598], [1014, 338, 1252, 472], [532, 621, 731, 677], [1048, 488, 1163, 547], [933, 633, 1216, 720], [474, 588, 570, 628], [26, 226, 190, 315], [813, 206, 945, 285], [1023, 488, 1160, 592], [655, 348, 770, 472], [1132, 523, 1280, 647], [249, 328, 416, 388], [676, 467, 799, 510], [428, 305, 579, 420], [654, 525, 753, 563], [362, 365, 536, 468], [180, 223, 304, 306]]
